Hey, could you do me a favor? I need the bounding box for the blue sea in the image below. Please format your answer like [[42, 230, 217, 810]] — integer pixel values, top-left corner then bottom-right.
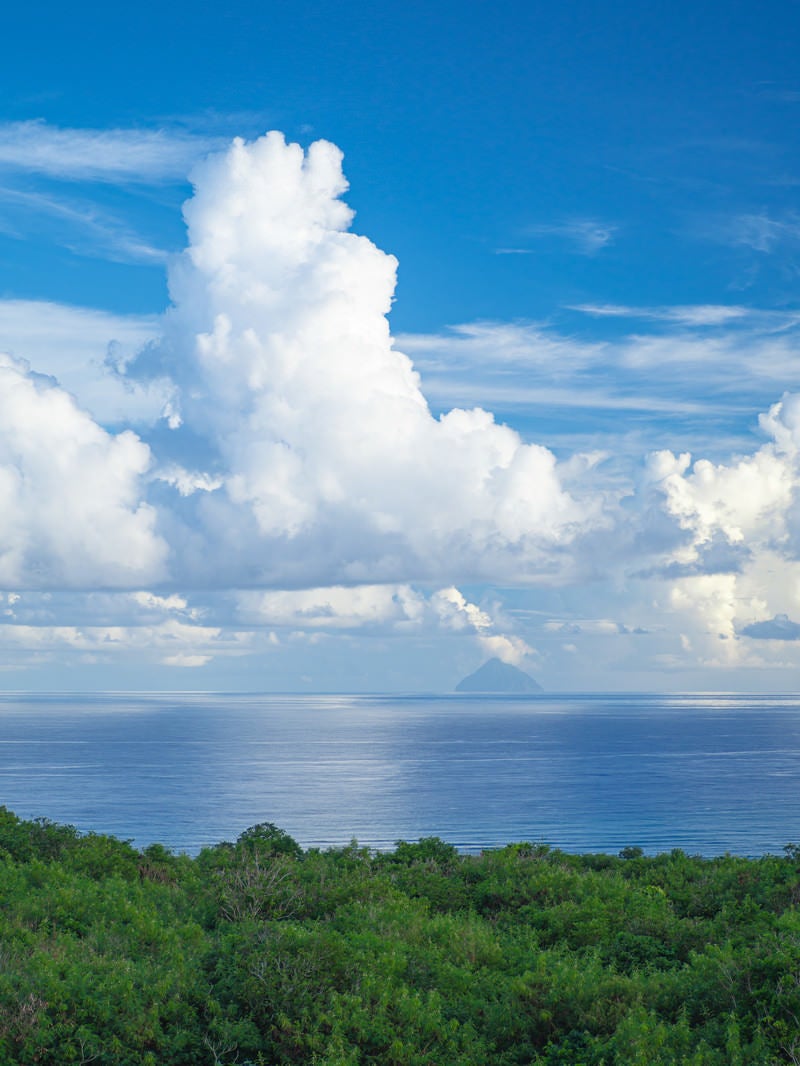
[[1, 692, 800, 857]]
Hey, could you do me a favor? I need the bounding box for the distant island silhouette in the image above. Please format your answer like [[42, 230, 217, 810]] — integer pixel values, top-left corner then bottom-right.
[[455, 657, 543, 693]]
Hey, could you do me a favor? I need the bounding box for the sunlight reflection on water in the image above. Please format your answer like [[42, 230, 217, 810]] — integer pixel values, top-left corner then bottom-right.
[[0, 692, 798, 856]]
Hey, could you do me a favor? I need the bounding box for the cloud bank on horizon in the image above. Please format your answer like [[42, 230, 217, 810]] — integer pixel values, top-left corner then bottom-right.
[[4, 128, 800, 687]]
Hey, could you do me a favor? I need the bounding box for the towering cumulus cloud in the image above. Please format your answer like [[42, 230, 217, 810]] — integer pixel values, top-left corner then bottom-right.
[[13, 128, 800, 678], [159, 132, 593, 586]]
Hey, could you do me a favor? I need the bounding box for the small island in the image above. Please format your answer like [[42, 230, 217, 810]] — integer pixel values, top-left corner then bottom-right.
[[456, 656, 543, 693]]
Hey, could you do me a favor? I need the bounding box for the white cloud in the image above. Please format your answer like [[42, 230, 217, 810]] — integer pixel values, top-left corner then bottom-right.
[[646, 445, 793, 553], [432, 587, 494, 632], [570, 303, 752, 326], [0, 353, 166, 588], [237, 585, 425, 629], [0, 132, 607, 603], [631, 396, 800, 672], [398, 320, 603, 372], [526, 218, 617, 255], [726, 211, 800, 253], [415, 378, 712, 417], [0, 617, 250, 669], [130, 591, 190, 613], [431, 587, 533, 665], [11, 126, 800, 686], [153, 132, 599, 587], [670, 574, 739, 648], [0, 299, 167, 425], [0, 121, 221, 183], [477, 632, 533, 665], [403, 312, 800, 392], [544, 618, 625, 635], [154, 466, 223, 496], [237, 582, 535, 667], [162, 653, 211, 667], [397, 311, 800, 472], [0, 186, 169, 263]]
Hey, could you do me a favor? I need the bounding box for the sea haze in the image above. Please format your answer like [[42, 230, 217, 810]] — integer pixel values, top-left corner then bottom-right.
[[1, 693, 799, 857]]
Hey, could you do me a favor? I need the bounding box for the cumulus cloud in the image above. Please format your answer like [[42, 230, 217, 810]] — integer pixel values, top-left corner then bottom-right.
[[646, 445, 793, 555], [154, 466, 223, 495], [630, 394, 800, 670], [0, 353, 166, 588], [237, 583, 534, 665], [14, 126, 800, 685], [0, 131, 606, 601], [431, 587, 533, 665], [643, 392, 800, 578], [149, 132, 598, 587], [237, 585, 426, 630], [0, 617, 250, 668], [130, 590, 193, 614]]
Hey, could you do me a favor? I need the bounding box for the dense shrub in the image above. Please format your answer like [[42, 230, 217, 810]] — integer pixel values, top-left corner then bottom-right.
[[0, 805, 798, 1063]]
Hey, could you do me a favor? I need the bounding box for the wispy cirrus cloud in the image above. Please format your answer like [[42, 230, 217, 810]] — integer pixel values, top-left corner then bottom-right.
[[10, 128, 800, 687], [495, 218, 617, 257], [398, 305, 800, 458], [0, 121, 220, 265], [693, 210, 800, 256], [0, 185, 169, 263], [401, 309, 800, 393], [726, 211, 800, 253], [0, 120, 222, 183], [569, 303, 753, 327], [526, 218, 617, 255], [752, 81, 800, 103]]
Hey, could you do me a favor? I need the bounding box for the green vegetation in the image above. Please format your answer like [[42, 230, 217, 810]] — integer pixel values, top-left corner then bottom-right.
[[2, 808, 800, 1063]]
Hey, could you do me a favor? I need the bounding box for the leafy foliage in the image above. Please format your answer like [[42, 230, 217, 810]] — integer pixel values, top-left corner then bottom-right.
[[1, 805, 800, 1062]]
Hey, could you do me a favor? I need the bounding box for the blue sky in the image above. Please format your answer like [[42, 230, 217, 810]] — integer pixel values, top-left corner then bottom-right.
[[2, 1, 800, 690]]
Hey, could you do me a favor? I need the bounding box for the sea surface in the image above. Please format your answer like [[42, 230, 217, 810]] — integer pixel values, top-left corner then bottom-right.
[[1, 692, 800, 857]]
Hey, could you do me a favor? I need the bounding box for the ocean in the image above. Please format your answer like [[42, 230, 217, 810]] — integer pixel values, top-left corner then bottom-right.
[[1, 691, 799, 857]]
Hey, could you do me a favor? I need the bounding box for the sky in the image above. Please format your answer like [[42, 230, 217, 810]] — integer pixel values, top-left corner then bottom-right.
[[2, 1, 800, 691]]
